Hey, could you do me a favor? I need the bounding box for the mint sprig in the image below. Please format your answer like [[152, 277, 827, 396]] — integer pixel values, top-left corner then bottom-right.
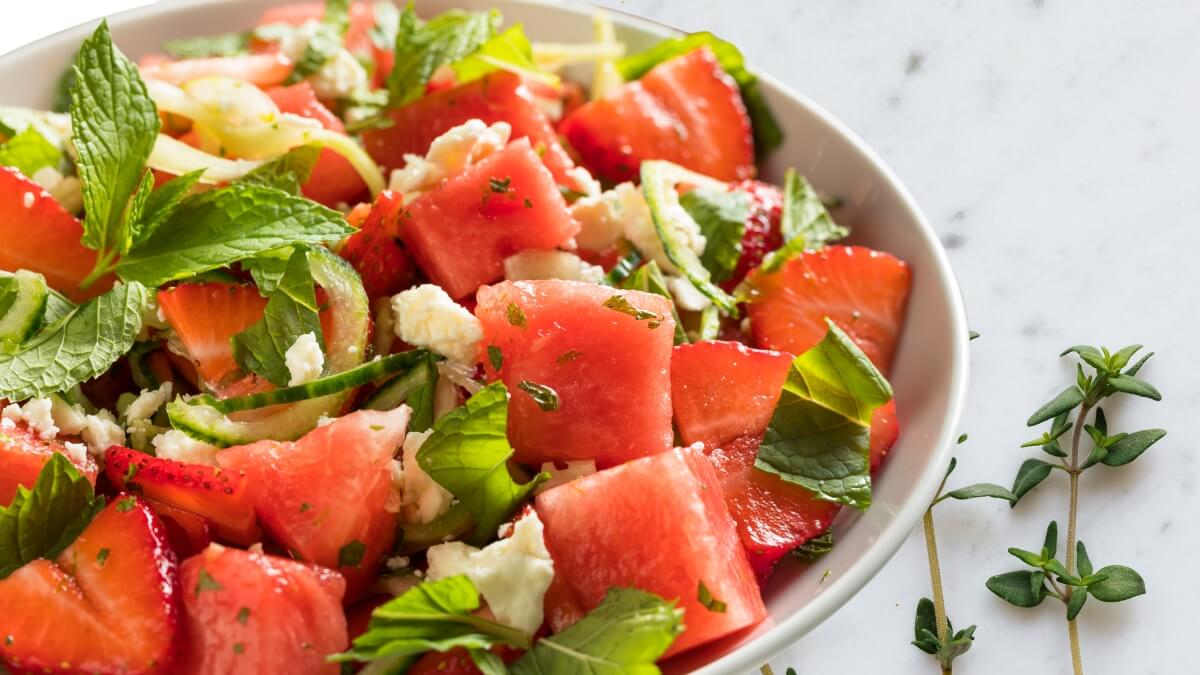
[[231, 248, 325, 387], [680, 186, 749, 285], [0, 453, 106, 579], [388, 5, 500, 106], [0, 126, 63, 178]]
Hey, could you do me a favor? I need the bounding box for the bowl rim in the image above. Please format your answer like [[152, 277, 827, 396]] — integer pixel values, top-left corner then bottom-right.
[[2, 0, 971, 671]]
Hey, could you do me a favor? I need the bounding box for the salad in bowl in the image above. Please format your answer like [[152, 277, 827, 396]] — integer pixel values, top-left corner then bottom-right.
[[0, 1, 916, 673]]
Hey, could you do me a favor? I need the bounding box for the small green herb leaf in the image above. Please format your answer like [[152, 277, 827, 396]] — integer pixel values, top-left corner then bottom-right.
[[231, 248, 325, 387], [697, 580, 727, 613], [388, 6, 499, 106], [487, 345, 503, 372], [163, 31, 250, 58], [338, 539, 366, 568], [236, 145, 321, 195], [1100, 428, 1165, 467], [680, 187, 749, 284], [1027, 386, 1084, 426], [195, 567, 224, 596], [506, 302, 526, 328], [986, 570, 1048, 608], [603, 293, 664, 330], [517, 380, 559, 412], [780, 168, 848, 248], [1066, 587, 1087, 620], [1010, 458, 1055, 505], [1104, 374, 1161, 401], [792, 530, 834, 561], [1087, 565, 1146, 602], [936, 483, 1016, 505], [619, 261, 685, 343], [0, 127, 63, 177]]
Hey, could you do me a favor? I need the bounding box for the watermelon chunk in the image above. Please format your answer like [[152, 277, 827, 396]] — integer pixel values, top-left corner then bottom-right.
[[536, 446, 765, 657], [362, 71, 577, 186], [339, 190, 416, 299], [476, 280, 675, 467], [400, 139, 578, 299], [670, 340, 792, 447], [0, 421, 97, 505]]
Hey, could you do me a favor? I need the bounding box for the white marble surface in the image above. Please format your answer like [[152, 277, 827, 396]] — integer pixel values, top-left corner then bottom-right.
[[4, 1, 1195, 673]]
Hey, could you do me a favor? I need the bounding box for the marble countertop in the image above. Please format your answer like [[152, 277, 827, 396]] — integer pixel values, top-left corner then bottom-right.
[[5, 1, 1195, 673]]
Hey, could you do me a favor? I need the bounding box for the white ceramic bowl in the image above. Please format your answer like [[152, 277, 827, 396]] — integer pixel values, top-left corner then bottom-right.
[[0, 1, 969, 672]]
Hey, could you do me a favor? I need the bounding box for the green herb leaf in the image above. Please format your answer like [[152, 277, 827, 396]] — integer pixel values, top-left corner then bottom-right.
[[1100, 428, 1165, 467], [417, 382, 548, 545], [1066, 587, 1087, 620], [911, 598, 940, 655], [115, 183, 353, 288], [1042, 520, 1059, 559], [506, 302, 526, 328], [162, 31, 251, 58], [1027, 386, 1084, 426], [388, 5, 499, 106], [509, 588, 683, 675], [1076, 540, 1093, 577], [127, 169, 204, 252], [470, 649, 507, 675], [0, 454, 106, 579], [680, 187, 749, 284], [231, 249, 325, 387], [333, 575, 531, 664], [986, 570, 1048, 608], [1010, 458, 1054, 505], [697, 580, 727, 613], [487, 345, 503, 372], [517, 380, 560, 412], [792, 529, 834, 561], [451, 24, 546, 86], [603, 293, 665, 330], [0, 127, 63, 177], [0, 281, 147, 401], [936, 483, 1016, 505], [604, 247, 643, 286], [235, 145, 321, 195], [194, 567, 224, 596], [616, 33, 782, 158], [71, 21, 160, 260], [1105, 374, 1161, 401], [780, 168, 848, 248], [338, 539, 366, 568], [619, 261, 685, 344], [1087, 565, 1146, 602], [756, 320, 893, 509]]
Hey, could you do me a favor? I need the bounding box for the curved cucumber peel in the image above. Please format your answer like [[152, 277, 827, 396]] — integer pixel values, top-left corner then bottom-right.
[[397, 504, 474, 554], [0, 270, 49, 352], [362, 353, 438, 432], [639, 160, 739, 316]]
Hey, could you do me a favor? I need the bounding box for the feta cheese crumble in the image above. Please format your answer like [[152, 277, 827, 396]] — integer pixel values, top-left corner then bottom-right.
[[124, 382, 173, 424], [152, 429, 220, 466], [392, 430, 454, 524], [391, 285, 484, 365], [285, 332, 325, 387], [49, 396, 87, 435], [3, 398, 60, 440], [81, 410, 126, 459], [388, 119, 512, 202], [256, 20, 370, 100], [425, 512, 555, 634], [63, 441, 88, 467]]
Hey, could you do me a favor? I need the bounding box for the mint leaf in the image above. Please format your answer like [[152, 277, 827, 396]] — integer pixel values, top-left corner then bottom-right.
[[510, 588, 683, 675], [231, 248, 325, 387], [241, 248, 295, 296], [755, 320, 893, 509], [388, 6, 499, 105], [620, 261, 686, 345], [680, 187, 749, 284], [617, 33, 783, 158], [517, 380, 559, 412], [417, 382, 548, 545], [71, 21, 160, 259], [127, 169, 204, 253], [0, 281, 147, 401], [115, 184, 352, 288], [333, 575, 531, 665], [780, 168, 847, 248], [236, 145, 321, 195], [0, 453, 106, 579], [792, 530, 834, 561], [162, 31, 250, 58], [451, 24, 545, 85], [0, 127, 63, 177]]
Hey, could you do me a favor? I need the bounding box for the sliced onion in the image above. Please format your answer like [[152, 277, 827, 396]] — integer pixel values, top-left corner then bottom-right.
[[148, 134, 263, 184]]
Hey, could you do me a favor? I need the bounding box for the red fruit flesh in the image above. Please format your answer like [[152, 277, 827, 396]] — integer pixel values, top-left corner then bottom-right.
[[746, 245, 912, 374], [724, 180, 783, 290], [265, 82, 368, 207], [400, 139, 579, 299], [537, 446, 765, 657], [105, 446, 259, 546], [0, 421, 98, 505], [139, 52, 294, 88], [157, 283, 268, 389], [216, 408, 409, 601], [476, 280, 676, 467], [257, 2, 376, 55], [362, 71, 578, 186], [670, 340, 792, 447], [177, 544, 347, 675], [0, 496, 180, 674], [145, 497, 214, 559], [0, 166, 114, 301], [561, 47, 754, 183], [339, 190, 417, 299]]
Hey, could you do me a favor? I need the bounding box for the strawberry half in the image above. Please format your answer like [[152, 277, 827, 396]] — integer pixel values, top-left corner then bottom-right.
[[0, 495, 180, 673], [671, 340, 792, 448], [157, 283, 268, 389], [746, 245, 912, 374], [177, 544, 347, 675], [216, 407, 410, 601], [0, 420, 97, 505], [339, 190, 417, 299], [561, 47, 755, 183], [0, 166, 113, 302], [724, 180, 784, 290], [105, 446, 259, 546]]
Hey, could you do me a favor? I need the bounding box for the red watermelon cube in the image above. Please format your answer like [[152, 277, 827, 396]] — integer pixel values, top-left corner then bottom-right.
[[671, 340, 792, 447], [475, 279, 675, 467], [536, 446, 766, 657], [400, 139, 579, 299], [363, 71, 578, 187]]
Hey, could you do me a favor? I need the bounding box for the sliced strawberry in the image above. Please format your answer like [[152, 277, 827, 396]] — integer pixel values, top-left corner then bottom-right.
[[145, 497, 214, 559], [265, 82, 369, 207], [139, 51, 293, 88], [670, 340, 793, 448], [106, 446, 260, 546], [339, 190, 417, 299], [0, 166, 113, 301], [746, 245, 912, 374], [0, 420, 97, 505], [158, 283, 268, 389], [177, 543, 347, 675], [216, 408, 410, 601], [725, 180, 783, 290], [561, 47, 754, 183], [870, 399, 900, 471], [0, 496, 180, 673], [362, 71, 578, 187]]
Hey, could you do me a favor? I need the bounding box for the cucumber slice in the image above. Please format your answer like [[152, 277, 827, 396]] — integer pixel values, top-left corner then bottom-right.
[[0, 270, 49, 352], [639, 160, 739, 316], [362, 354, 438, 431], [168, 247, 371, 446], [397, 504, 474, 554]]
